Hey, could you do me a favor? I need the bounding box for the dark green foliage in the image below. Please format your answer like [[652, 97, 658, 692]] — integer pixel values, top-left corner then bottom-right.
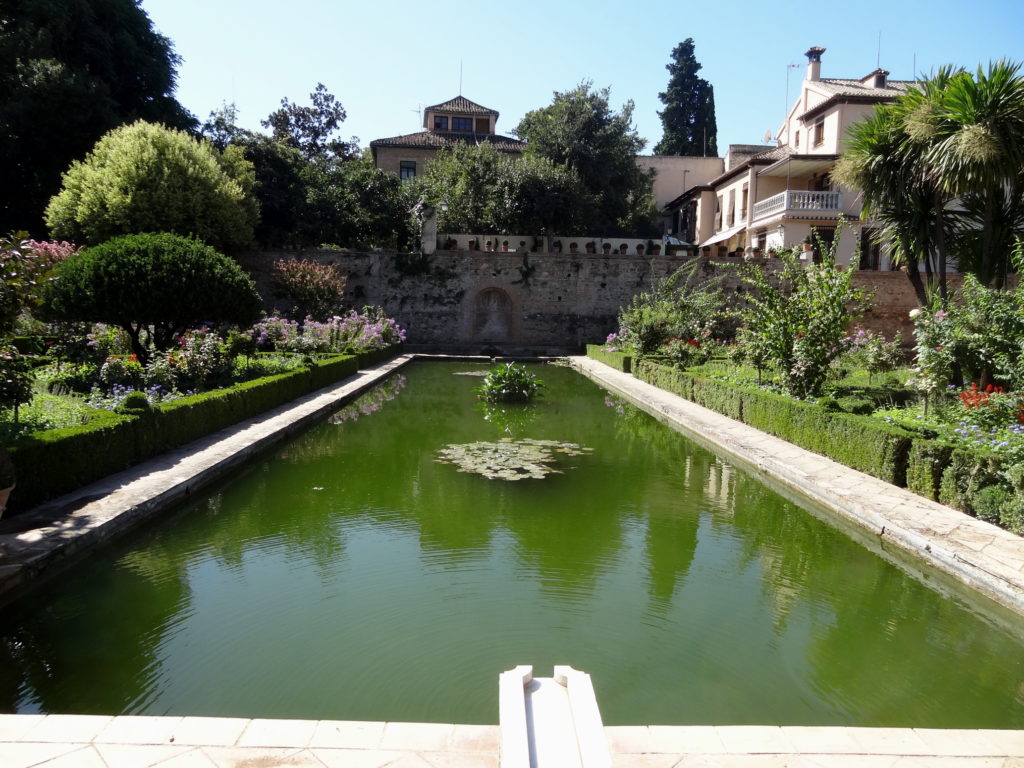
[[586, 344, 632, 373], [938, 448, 1006, 515], [115, 390, 150, 414], [476, 363, 544, 403], [972, 485, 1012, 524], [514, 82, 657, 235], [654, 39, 718, 157], [261, 83, 358, 162], [633, 360, 914, 485], [354, 344, 404, 369], [300, 156, 417, 250], [834, 396, 875, 415], [8, 354, 360, 512], [43, 233, 262, 362], [906, 440, 954, 500], [0, 0, 195, 235]]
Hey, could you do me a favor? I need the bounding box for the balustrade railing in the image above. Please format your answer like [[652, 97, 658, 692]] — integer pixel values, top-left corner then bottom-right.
[[752, 190, 841, 220]]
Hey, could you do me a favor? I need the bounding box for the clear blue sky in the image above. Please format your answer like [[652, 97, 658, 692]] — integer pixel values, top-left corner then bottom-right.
[[141, 0, 1024, 156]]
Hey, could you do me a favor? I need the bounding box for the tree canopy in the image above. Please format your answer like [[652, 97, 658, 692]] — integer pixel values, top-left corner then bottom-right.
[[44, 120, 258, 252], [419, 143, 593, 235], [0, 0, 195, 235], [202, 100, 413, 249], [43, 233, 262, 361], [261, 83, 359, 162], [514, 83, 658, 235], [654, 39, 718, 157]]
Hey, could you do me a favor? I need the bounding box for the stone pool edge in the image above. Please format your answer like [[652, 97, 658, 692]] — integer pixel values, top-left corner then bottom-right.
[[0, 354, 415, 606], [570, 355, 1024, 619]]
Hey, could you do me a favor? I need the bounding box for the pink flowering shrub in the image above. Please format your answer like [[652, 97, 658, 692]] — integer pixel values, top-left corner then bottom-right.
[[271, 258, 347, 320]]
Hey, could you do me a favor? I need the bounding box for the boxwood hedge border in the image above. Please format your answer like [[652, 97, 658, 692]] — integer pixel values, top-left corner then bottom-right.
[[9, 345, 401, 512]]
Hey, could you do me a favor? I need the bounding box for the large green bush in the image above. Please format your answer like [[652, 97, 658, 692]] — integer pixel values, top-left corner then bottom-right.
[[43, 233, 262, 362], [45, 121, 257, 251]]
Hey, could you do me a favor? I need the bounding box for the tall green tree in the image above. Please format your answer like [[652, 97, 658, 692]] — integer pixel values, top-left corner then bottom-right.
[[420, 143, 593, 235], [0, 0, 195, 235], [45, 121, 258, 252], [654, 39, 718, 157], [514, 82, 657, 235], [261, 83, 359, 162]]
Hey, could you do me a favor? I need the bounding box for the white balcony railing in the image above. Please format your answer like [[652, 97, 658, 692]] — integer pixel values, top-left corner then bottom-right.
[[751, 190, 841, 220]]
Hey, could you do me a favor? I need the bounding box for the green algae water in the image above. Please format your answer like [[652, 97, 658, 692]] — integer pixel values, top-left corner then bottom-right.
[[3, 361, 1024, 726]]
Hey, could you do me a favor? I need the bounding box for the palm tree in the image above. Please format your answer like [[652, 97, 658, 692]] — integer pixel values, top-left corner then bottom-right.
[[833, 104, 947, 305], [925, 61, 1024, 287]]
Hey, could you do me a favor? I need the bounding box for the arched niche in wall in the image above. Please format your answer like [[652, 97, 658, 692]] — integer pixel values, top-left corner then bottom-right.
[[472, 287, 513, 341]]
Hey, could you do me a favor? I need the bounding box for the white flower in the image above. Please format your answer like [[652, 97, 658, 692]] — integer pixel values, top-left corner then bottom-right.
[[909, 308, 922, 320]]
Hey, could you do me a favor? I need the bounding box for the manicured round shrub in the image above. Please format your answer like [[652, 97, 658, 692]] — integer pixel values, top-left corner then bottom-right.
[[43, 233, 262, 362]]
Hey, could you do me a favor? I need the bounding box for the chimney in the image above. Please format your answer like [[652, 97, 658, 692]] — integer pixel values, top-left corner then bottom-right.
[[805, 46, 826, 81], [873, 68, 889, 88]]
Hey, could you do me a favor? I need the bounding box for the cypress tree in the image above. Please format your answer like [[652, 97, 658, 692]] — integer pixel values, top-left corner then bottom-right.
[[654, 39, 719, 157]]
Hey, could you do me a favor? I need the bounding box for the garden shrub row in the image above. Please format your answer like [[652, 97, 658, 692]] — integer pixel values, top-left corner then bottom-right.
[[612, 355, 1022, 525], [584, 344, 632, 373], [9, 353, 376, 512], [632, 360, 914, 484]]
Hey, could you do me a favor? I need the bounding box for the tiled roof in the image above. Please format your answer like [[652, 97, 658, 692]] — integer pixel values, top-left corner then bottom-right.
[[424, 96, 499, 116], [370, 131, 525, 150], [818, 77, 916, 99], [749, 145, 794, 163]]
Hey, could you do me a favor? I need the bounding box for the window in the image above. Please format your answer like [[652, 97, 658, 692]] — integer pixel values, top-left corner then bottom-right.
[[794, 130, 800, 148], [727, 189, 736, 227], [433, 116, 448, 131], [452, 117, 473, 132], [813, 118, 824, 147], [399, 160, 416, 181], [740, 184, 749, 221]]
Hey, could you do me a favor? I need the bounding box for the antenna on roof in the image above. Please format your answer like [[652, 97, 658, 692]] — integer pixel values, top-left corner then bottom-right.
[[877, 30, 882, 69], [459, 60, 463, 96], [763, 130, 772, 144]]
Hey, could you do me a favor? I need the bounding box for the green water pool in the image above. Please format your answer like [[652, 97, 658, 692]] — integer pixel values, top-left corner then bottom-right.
[[2, 361, 1024, 726]]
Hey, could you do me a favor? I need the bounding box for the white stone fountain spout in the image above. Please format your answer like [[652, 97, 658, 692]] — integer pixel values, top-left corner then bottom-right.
[[499, 664, 611, 768]]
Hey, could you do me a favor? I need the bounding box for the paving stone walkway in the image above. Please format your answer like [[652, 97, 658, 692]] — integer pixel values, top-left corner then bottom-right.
[[3, 716, 1024, 767]]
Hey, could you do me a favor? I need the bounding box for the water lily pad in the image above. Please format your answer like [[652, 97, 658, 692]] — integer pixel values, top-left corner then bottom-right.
[[453, 370, 489, 377], [435, 438, 592, 481]]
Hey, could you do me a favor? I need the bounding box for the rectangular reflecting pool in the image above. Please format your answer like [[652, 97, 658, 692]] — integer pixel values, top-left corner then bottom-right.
[[3, 361, 1024, 727]]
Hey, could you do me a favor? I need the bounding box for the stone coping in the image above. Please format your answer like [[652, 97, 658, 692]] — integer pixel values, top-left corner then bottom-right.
[[3, 716, 1024, 767], [570, 356, 1024, 621], [0, 355, 414, 606]]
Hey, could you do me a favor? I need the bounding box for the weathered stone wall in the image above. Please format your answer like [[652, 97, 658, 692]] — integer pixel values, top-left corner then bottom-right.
[[238, 249, 945, 354]]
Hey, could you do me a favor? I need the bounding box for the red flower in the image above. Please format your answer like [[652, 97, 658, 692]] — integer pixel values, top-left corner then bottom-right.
[[795, 333, 804, 339]]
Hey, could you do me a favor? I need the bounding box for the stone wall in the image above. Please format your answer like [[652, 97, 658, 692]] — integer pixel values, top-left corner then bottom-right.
[[239, 249, 943, 354]]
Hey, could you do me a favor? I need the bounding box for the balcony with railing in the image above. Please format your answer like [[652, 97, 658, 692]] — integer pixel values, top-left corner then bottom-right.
[[751, 190, 842, 221]]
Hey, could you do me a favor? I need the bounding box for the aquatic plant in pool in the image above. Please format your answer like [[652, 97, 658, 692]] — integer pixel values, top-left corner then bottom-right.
[[476, 362, 544, 403], [4, 362, 1024, 728], [435, 438, 592, 480]]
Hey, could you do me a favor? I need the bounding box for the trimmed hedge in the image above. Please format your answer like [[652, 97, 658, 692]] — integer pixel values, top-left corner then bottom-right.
[[906, 439, 954, 501], [633, 360, 915, 485], [585, 344, 632, 373], [938, 448, 1006, 516], [354, 343, 403, 370], [9, 354, 362, 512]]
